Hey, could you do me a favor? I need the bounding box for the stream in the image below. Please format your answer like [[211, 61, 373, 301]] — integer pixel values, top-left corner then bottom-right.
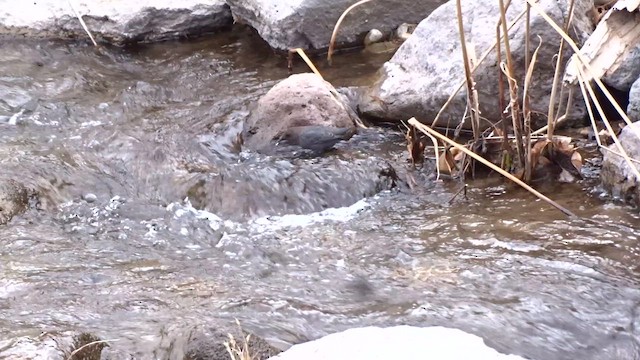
[[1, 27, 640, 360]]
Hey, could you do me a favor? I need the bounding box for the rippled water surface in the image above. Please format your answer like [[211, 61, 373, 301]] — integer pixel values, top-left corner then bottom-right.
[[1, 28, 640, 360]]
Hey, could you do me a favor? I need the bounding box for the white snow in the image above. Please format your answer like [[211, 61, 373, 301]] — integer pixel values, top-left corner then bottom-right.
[[270, 326, 527, 360]]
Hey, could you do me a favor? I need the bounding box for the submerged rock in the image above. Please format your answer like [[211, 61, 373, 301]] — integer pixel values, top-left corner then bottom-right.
[[0, 178, 30, 225], [184, 324, 280, 360], [601, 121, 640, 205], [242, 73, 357, 154], [184, 156, 398, 221], [0, 0, 232, 43], [226, 0, 446, 50], [359, 0, 594, 129], [271, 326, 525, 360]]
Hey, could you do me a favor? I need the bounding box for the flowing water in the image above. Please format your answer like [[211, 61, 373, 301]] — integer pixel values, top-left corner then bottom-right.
[[1, 27, 640, 360]]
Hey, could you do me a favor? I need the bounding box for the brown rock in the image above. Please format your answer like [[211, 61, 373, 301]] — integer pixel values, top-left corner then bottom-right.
[[242, 73, 357, 153]]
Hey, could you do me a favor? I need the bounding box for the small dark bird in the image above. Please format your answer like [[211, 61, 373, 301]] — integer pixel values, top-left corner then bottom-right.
[[277, 125, 356, 154]]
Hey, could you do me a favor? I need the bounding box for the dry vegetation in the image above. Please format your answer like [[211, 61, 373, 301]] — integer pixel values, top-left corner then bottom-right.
[[317, 0, 640, 217]]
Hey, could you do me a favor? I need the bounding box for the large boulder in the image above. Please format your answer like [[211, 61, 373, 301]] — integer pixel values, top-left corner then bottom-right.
[[271, 326, 525, 360], [242, 73, 357, 154], [0, 0, 232, 43], [358, 0, 594, 129], [226, 0, 446, 50], [601, 121, 640, 205]]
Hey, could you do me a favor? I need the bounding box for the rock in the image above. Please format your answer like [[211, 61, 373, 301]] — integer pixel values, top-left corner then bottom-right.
[[271, 326, 526, 360], [0, 0, 232, 43], [184, 324, 281, 360], [0, 332, 105, 360], [626, 77, 640, 121], [359, 0, 594, 129], [601, 121, 640, 205], [364, 29, 384, 46], [242, 73, 358, 154], [184, 156, 398, 221], [226, 0, 447, 50], [0, 179, 30, 225]]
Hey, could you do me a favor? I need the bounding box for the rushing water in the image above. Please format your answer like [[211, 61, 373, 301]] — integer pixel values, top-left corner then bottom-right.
[[1, 27, 640, 360]]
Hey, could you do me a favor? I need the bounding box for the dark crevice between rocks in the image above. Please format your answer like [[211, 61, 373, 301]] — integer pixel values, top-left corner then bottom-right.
[[592, 83, 630, 124]]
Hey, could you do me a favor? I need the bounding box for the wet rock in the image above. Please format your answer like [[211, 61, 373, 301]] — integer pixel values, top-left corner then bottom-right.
[[0, 332, 105, 360], [226, 0, 446, 50], [184, 324, 280, 360], [0, 179, 30, 225], [601, 121, 640, 205], [358, 0, 594, 129], [271, 326, 525, 360], [626, 76, 640, 121], [0, 0, 232, 44], [242, 73, 357, 154], [184, 156, 398, 221]]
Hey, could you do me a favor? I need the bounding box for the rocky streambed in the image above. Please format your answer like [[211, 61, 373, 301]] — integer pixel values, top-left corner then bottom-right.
[[1, 1, 640, 360]]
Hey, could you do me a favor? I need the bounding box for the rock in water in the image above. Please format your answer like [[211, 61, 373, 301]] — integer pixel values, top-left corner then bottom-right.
[[0, 0, 232, 43], [242, 73, 357, 154], [359, 0, 594, 130], [226, 0, 446, 50], [601, 121, 640, 205], [271, 326, 526, 360], [0, 179, 29, 225]]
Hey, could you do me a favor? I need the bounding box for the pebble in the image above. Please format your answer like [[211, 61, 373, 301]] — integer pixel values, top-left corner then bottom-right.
[[83, 193, 98, 203]]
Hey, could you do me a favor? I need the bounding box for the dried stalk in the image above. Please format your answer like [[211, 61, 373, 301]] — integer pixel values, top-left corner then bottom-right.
[[409, 118, 576, 217], [498, 0, 525, 168], [430, 8, 527, 128], [546, 0, 576, 139], [576, 68, 640, 181], [327, 0, 374, 65], [66, 339, 117, 360], [455, 0, 481, 142], [67, 0, 98, 47], [522, 37, 543, 183]]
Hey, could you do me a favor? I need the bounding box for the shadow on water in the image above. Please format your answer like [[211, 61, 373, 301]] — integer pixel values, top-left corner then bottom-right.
[[1, 26, 640, 360]]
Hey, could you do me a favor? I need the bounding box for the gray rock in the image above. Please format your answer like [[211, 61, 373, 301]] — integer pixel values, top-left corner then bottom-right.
[[226, 0, 446, 50], [242, 73, 357, 154], [626, 76, 640, 121], [0, 0, 232, 43], [601, 121, 640, 205], [0, 179, 30, 225], [603, 44, 640, 91], [359, 0, 594, 129]]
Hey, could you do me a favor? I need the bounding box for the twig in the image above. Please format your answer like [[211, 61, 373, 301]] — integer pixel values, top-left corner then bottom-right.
[[66, 339, 117, 360], [67, 0, 98, 47], [409, 118, 577, 217], [327, 0, 374, 65], [448, 184, 468, 204]]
